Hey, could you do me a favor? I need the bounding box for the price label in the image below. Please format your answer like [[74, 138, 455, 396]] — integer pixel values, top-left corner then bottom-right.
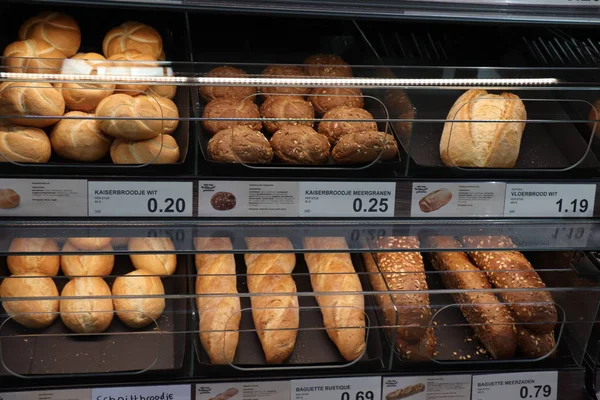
[[92, 385, 190, 400], [0, 389, 91, 400], [299, 182, 395, 217], [291, 377, 381, 400], [88, 181, 193, 217], [504, 184, 596, 218], [472, 371, 557, 400]]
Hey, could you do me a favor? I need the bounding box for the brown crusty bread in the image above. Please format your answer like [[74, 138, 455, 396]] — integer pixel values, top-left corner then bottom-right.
[[332, 131, 398, 163], [427, 236, 517, 359], [318, 106, 378, 145], [270, 125, 330, 164], [208, 127, 273, 164], [303, 237, 366, 361], [309, 87, 364, 115], [395, 327, 436, 361], [244, 237, 298, 364], [461, 235, 557, 334], [516, 325, 557, 358], [202, 98, 262, 136], [361, 236, 430, 343], [259, 95, 315, 134], [195, 237, 241, 364]]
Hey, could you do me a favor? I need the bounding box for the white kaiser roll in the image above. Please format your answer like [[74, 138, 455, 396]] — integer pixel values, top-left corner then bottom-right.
[[0, 125, 51, 163], [50, 112, 113, 162]]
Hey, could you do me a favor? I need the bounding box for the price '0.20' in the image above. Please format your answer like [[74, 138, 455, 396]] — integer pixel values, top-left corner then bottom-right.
[[147, 197, 186, 213], [341, 392, 374, 400]]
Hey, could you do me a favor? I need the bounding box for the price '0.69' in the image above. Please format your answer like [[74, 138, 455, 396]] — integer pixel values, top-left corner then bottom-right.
[[519, 385, 552, 399], [341, 391, 374, 400], [147, 197, 186, 213]]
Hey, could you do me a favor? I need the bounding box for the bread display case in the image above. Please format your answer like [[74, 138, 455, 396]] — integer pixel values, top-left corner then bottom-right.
[[2, 1, 600, 400]]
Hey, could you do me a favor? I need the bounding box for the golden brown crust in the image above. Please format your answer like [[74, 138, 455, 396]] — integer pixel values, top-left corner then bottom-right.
[[67, 237, 112, 250], [303, 237, 366, 361], [260, 65, 310, 97], [146, 84, 176, 100], [60, 277, 113, 333], [96, 93, 163, 140], [259, 95, 315, 134], [0, 125, 52, 163], [19, 12, 81, 57], [3, 39, 66, 73], [244, 237, 298, 364], [440, 89, 526, 168], [0, 81, 65, 128], [1, 274, 59, 328], [332, 131, 397, 163], [427, 236, 517, 360], [208, 126, 273, 164], [60, 241, 115, 277], [202, 98, 261, 135], [110, 135, 180, 165], [50, 112, 113, 162], [199, 66, 257, 102], [155, 96, 179, 134], [112, 269, 166, 328], [8, 238, 60, 276], [303, 54, 352, 78], [461, 235, 557, 334], [318, 106, 377, 145], [516, 325, 556, 358], [0, 188, 20, 208], [102, 21, 162, 59], [309, 87, 364, 115], [107, 50, 158, 95], [418, 189, 453, 213], [386, 383, 426, 400], [270, 125, 330, 164], [128, 237, 177, 275]]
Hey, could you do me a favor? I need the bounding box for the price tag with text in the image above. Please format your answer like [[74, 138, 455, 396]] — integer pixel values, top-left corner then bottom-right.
[[504, 184, 595, 218], [472, 371, 557, 400], [92, 385, 190, 400], [299, 182, 395, 217], [291, 377, 381, 400], [88, 181, 193, 217]]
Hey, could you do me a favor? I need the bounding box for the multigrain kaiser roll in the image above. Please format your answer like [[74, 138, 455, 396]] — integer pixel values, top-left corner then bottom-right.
[[260, 95, 315, 134], [0, 188, 20, 209], [332, 131, 398, 164], [110, 135, 180, 164], [440, 89, 527, 168], [50, 112, 113, 162], [260, 65, 310, 98], [270, 125, 330, 164], [0, 82, 65, 128], [112, 269, 166, 328], [155, 96, 179, 134], [309, 87, 364, 116], [61, 241, 115, 277], [318, 106, 378, 145], [3, 39, 66, 74], [304, 54, 352, 78], [54, 53, 115, 111], [60, 277, 114, 333], [96, 94, 163, 140], [128, 237, 177, 275], [18, 11, 81, 57], [208, 127, 273, 163], [107, 50, 158, 95], [199, 66, 257, 102], [103, 21, 163, 60], [1, 274, 59, 329], [8, 238, 60, 276], [202, 98, 261, 135], [67, 237, 113, 250], [0, 125, 51, 163]]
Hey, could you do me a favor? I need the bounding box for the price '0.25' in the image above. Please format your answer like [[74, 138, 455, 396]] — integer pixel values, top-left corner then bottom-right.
[[352, 198, 389, 213], [147, 197, 186, 213], [556, 198, 588, 213], [341, 391, 374, 400]]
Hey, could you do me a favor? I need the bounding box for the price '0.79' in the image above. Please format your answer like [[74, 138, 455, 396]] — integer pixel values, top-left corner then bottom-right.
[[520, 385, 551, 399], [147, 197, 186, 213], [556, 198, 588, 213], [341, 392, 374, 400]]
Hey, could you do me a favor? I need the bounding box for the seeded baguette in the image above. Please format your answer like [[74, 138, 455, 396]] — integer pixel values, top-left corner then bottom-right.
[[362, 236, 430, 343], [461, 235, 557, 334], [516, 325, 556, 358], [395, 327, 436, 361], [386, 383, 425, 400], [428, 236, 517, 359]]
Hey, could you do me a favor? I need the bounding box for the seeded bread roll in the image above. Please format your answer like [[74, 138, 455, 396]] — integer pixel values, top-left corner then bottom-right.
[[103, 21, 163, 59], [428, 236, 517, 359], [60, 277, 113, 333], [260, 95, 315, 134], [332, 131, 398, 163], [1, 274, 59, 328], [318, 106, 378, 145], [112, 269, 165, 328], [110, 135, 180, 164], [0, 81, 65, 128], [61, 241, 115, 277], [67, 237, 112, 250], [461, 235, 557, 334], [8, 238, 60, 276], [107, 50, 158, 95], [309, 87, 364, 116], [50, 112, 113, 162], [208, 126, 273, 163], [199, 66, 257, 102], [270, 125, 330, 164], [96, 93, 163, 140], [362, 236, 430, 343], [0, 125, 52, 163], [19, 12, 81, 57], [0, 188, 20, 208], [128, 237, 177, 275], [202, 98, 261, 136], [3, 39, 66, 73], [260, 65, 310, 98], [304, 54, 352, 78]]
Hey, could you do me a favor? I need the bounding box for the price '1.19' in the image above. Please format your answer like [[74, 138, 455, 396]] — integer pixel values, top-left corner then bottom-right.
[[147, 197, 186, 213], [556, 198, 588, 214]]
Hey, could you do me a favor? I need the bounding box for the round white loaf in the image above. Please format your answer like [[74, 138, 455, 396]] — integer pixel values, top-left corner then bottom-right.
[[8, 238, 60, 276], [1, 274, 59, 328], [128, 237, 177, 275], [112, 269, 165, 328], [60, 277, 114, 333], [61, 241, 115, 277]]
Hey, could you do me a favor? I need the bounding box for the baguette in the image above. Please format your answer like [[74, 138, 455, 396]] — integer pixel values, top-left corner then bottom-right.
[[244, 237, 298, 364], [362, 236, 430, 343], [209, 388, 238, 400], [516, 325, 556, 358], [427, 236, 517, 359], [194, 238, 241, 364], [303, 237, 366, 361], [386, 383, 425, 400], [461, 235, 557, 334], [395, 327, 436, 361]]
